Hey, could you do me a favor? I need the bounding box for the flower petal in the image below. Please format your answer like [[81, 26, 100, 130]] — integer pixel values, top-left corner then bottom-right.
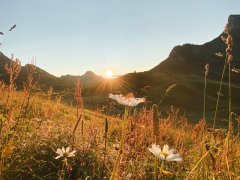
[[68, 150, 76, 157], [56, 148, 63, 155], [162, 145, 169, 154], [166, 153, 175, 161], [172, 154, 181, 159], [169, 148, 176, 154], [109, 93, 145, 106], [172, 157, 182, 162], [166, 153, 182, 162], [65, 147, 70, 153], [55, 155, 62, 159], [148, 144, 161, 157], [148, 148, 158, 157], [152, 144, 161, 153], [158, 154, 165, 160]]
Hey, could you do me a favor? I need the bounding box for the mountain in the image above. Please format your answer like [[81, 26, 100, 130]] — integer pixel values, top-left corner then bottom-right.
[[0, 52, 73, 91], [1, 15, 240, 126], [113, 15, 240, 124], [60, 71, 104, 88], [0, 53, 107, 91], [152, 15, 240, 74]]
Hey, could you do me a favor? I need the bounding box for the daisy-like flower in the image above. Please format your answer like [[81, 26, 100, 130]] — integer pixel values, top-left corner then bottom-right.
[[232, 68, 240, 73], [55, 147, 76, 159], [148, 144, 182, 162], [109, 93, 145, 107]]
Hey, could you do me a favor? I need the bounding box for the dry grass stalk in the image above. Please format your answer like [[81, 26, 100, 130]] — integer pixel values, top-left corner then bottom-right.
[[158, 84, 177, 107], [224, 23, 233, 146], [47, 86, 53, 100], [103, 118, 108, 176], [203, 63, 209, 121], [0, 24, 16, 52], [152, 104, 160, 143], [23, 59, 37, 110], [213, 23, 233, 129], [4, 58, 21, 107], [72, 114, 82, 148], [75, 76, 83, 117]]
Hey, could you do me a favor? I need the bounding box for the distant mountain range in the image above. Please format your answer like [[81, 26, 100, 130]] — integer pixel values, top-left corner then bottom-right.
[[1, 15, 240, 125]]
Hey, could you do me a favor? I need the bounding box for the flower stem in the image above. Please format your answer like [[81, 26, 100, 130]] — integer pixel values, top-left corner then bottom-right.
[[226, 62, 233, 151], [203, 72, 207, 120], [227, 62, 232, 141], [213, 56, 228, 129], [187, 151, 210, 179], [110, 106, 129, 180], [159, 160, 164, 179], [154, 136, 158, 180], [158, 93, 167, 107], [60, 158, 67, 179]]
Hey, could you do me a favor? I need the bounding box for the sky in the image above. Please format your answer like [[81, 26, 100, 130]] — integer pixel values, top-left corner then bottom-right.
[[0, 0, 240, 77]]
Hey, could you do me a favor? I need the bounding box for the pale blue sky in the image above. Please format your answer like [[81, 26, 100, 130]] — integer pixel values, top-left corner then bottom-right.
[[0, 0, 239, 77]]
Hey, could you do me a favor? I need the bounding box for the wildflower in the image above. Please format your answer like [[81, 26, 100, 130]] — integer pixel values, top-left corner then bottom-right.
[[55, 147, 76, 159], [109, 93, 145, 106], [148, 144, 182, 162], [232, 68, 240, 73]]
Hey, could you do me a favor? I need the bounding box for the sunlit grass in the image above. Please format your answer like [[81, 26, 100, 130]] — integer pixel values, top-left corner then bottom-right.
[[0, 87, 239, 179]]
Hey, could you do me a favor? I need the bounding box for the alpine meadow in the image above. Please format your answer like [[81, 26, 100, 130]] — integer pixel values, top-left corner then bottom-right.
[[0, 2, 240, 179]]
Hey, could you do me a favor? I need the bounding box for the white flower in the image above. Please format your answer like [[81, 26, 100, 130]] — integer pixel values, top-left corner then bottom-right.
[[148, 144, 182, 162], [232, 68, 240, 73], [55, 146, 76, 159], [109, 93, 145, 106]]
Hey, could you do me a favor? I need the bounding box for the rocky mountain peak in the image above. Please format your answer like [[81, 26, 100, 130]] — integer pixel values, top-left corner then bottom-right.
[[226, 15, 240, 34]]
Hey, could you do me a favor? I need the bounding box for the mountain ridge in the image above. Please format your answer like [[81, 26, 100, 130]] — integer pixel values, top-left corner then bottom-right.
[[1, 15, 240, 124]]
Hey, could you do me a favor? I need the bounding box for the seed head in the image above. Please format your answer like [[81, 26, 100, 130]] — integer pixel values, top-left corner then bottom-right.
[[221, 35, 227, 42], [9, 24, 16, 31], [224, 23, 231, 34], [166, 84, 177, 93], [227, 55, 233, 64], [226, 47, 232, 55], [205, 63, 209, 76], [226, 35, 233, 46]]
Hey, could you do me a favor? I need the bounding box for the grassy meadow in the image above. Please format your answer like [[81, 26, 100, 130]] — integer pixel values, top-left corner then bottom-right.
[[0, 21, 240, 180], [0, 62, 240, 180]]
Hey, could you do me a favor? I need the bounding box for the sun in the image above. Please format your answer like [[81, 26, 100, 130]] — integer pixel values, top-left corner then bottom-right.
[[105, 69, 113, 78]]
